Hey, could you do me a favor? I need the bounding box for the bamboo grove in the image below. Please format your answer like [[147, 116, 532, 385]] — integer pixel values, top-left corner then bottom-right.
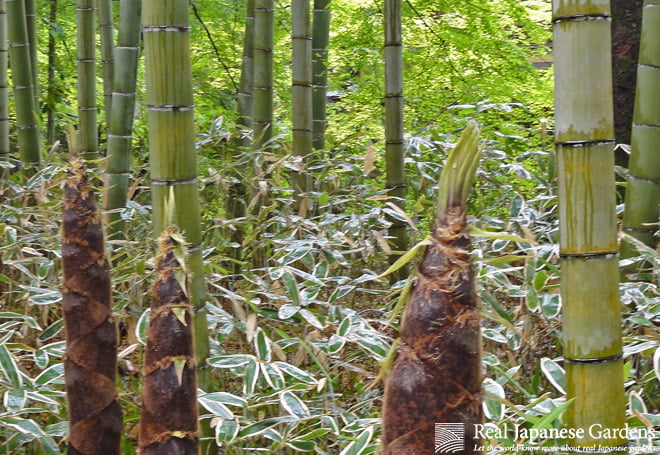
[[0, 1, 658, 454]]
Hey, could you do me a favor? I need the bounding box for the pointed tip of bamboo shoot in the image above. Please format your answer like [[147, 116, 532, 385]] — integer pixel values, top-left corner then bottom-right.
[[436, 121, 482, 221], [67, 157, 87, 187]]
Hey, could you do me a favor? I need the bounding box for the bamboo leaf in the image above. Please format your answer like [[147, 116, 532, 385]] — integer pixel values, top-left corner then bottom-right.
[[531, 397, 575, 430], [38, 320, 63, 341], [328, 334, 346, 354], [299, 309, 324, 329], [540, 357, 566, 395], [482, 378, 505, 420], [339, 426, 374, 455], [654, 347, 660, 383], [0, 312, 40, 329], [278, 304, 300, 320], [135, 308, 150, 345], [280, 390, 310, 418], [273, 361, 317, 385], [260, 362, 285, 389], [207, 354, 255, 369], [468, 225, 533, 244], [281, 270, 301, 307], [337, 316, 352, 337], [244, 358, 259, 396], [238, 416, 297, 439], [215, 418, 239, 443], [199, 395, 234, 419], [4, 389, 27, 412], [33, 349, 48, 369], [0, 344, 22, 388], [33, 363, 64, 386], [628, 390, 647, 414], [328, 285, 355, 304], [200, 391, 247, 408], [254, 329, 272, 362], [374, 237, 432, 279]]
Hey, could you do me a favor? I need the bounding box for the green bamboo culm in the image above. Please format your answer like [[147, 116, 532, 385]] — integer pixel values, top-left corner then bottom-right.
[[312, 0, 329, 152], [224, 0, 254, 274], [382, 121, 483, 454], [384, 0, 407, 280], [621, 0, 660, 276], [237, 0, 254, 145], [553, 1, 626, 452], [292, 0, 312, 210], [77, 0, 98, 162], [98, 0, 115, 136], [24, 0, 36, 111], [142, 1, 213, 452], [6, 0, 40, 167], [103, 0, 142, 241], [0, 0, 9, 164], [46, 0, 58, 145], [253, 0, 274, 152]]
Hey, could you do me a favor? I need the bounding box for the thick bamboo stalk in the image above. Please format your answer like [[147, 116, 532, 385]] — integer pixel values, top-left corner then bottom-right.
[[0, 0, 8, 161], [62, 159, 122, 455], [142, 1, 212, 452], [382, 122, 483, 454], [77, 0, 98, 161], [224, 0, 254, 273], [312, 0, 329, 152], [384, 0, 407, 279], [553, 0, 626, 451], [24, 0, 36, 111], [237, 0, 254, 143], [253, 0, 274, 151], [98, 0, 115, 135], [103, 0, 142, 240], [292, 0, 312, 205], [139, 228, 199, 455], [46, 0, 57, 145], [6, 0, 40, 167], [621, 0, 660, 270]]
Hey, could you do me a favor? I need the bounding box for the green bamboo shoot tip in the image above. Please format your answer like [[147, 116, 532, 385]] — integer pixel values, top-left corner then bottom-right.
[[436, 120, 482, 219]]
